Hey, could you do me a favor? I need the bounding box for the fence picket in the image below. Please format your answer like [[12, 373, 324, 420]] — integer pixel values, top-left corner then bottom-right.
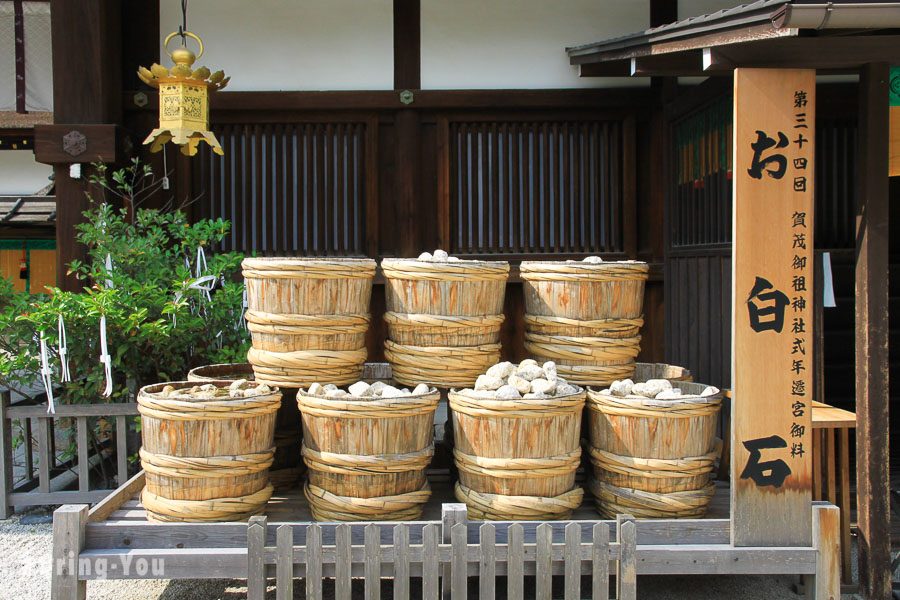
[[247, 516, 267, 600], [451, 522, 467, 600], [479, 523, 496, 600], [592, 523, 610, 600], [276, 524, 293, 600], [75, 417, 89, 491], [394, 523, 410, 600], [536, 523, 553, 600], [617, 517, 637, 600], [336, 524, 352, 600], [306, 524, 323, 600], [564, 522, 581, 600], [365, 523, 381, 600], [507, 523, 524, 599], [423, 523, 440, 600]]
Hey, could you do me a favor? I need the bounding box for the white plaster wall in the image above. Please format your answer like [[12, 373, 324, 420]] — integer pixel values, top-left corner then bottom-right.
[[159, 0, 394, 91], [421, 0, 649, 89], [0, 151, 52, 195]]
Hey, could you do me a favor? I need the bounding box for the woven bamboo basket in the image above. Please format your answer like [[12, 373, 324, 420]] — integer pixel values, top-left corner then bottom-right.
[[384, 340, 501, 388], [138, 380, 281, 522], [242, 257, 376, 387], [188, 363, 303, 491], [524, 331, 642, 386], [449, 389, 586, 520], [586, 381, 723, 517], [633, 362, 693, 382], [297, 386, 440, 521]]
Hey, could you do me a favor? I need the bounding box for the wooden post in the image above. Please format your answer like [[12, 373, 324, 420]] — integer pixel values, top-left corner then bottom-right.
[[247, 515, 267, 600], [441, 503, 467, 600], [0, 392, 13, 519], [807, 502, 840, 600], [393, 0, 422, 257], [616, 515, 637, 600], [854, 62, 892, 600], [51, 505, 88, 600], [731, 68, 815, 547]]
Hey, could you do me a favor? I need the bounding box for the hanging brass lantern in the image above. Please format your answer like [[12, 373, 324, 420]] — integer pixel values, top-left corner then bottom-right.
[[137, 31, 229, 156]]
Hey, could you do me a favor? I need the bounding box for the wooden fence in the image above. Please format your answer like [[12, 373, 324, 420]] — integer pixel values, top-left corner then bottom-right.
[[0, 391, 138, 517], [246, 504, 637, 600]]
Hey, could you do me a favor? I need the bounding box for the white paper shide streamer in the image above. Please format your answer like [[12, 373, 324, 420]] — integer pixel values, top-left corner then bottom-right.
[[39, 332, 55, 414], [99, 315, 113, 397], [57, 314, 70, 382]]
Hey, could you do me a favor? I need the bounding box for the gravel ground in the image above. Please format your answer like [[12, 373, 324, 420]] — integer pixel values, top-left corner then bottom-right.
[[0, 508, 878, 600]]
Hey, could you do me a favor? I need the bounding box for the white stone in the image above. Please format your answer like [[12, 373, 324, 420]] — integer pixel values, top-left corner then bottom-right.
[[701, 386, 720, 397], [380, 384, 402, 397], [412, 383, 431, 396], [645, 379, 673, 391], [582, 256, 604, 264], [399, 388, 412, 396], [323, 384, 339, 392], [507, 374, 531, 394], [495, 384, 522, 399], [486, 361, 515, 379], [417, 251, 433, 261], [447, 256, 461, 262], [523, 391, 547, 399], [229, 379, 250, 391], [518, 358, 538, 368], [557, 383, 580, 396], [348, 381, 371, 397], [433, 249, 449, 262], [541, 361, 557, 379], [255, 384, 271, 395], [516, 364, 545, 382], [325, 389, 349, 398], [475, 374, 504, 391], [632, 381, 665, 399], [609, 379, 634, 397], [307, 382, 324, 396], [655, 389, 682, 400], [599, 388, 612, 395], [369, 381, 387, 395], [530, 378, 557, 395], [199, 383, 217, 392]]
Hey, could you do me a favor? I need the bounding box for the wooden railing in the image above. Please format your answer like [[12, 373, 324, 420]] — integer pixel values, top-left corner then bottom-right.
[[0, 391, 139, 518], [246, 504, 637, 600]]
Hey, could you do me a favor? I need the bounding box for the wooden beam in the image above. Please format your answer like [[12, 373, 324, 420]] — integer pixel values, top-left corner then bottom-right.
[[631, 51, 702, 76], [854, 61, 891, 600], [13, 0, 25, 113], [393, 0, 421, 90]]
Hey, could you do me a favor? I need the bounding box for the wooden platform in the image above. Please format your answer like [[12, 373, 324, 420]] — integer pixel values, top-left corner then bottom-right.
[[104, 474, 732, 525]]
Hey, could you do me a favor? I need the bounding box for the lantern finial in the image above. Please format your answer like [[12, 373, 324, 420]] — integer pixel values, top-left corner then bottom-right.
[[137, 31, 229, 157]]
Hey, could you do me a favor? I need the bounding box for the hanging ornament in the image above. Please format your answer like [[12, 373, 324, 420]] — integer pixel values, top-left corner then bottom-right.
[[137, 11, 229, 157], [104, 253, 114, 289], [39, 333, 55, 414], [99, 315, 113, 397], [57, 314, 70, 383]]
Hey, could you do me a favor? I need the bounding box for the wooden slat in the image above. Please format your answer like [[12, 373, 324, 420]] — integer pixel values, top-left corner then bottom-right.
[[591, 523, 610, 600], [810, 503, 840, 600], [365, 523, 381, 600], [564, 522, 581, 600], [0, 393, 13, 519], [115, 415, 127, 487], [7, 403, 139, 418], [393, 523, 410, 600], [36, 417, 50, 493], [422, 523, 440, 600], [479, 523, 496, 600], [335, 524, 352, 600], [276, 524, 293, 600], [306, 523, 323, 600], [535, 523, 552, 600], [507, 523, 524, 599], [451, 523, 467, 600], [617, 519, 637, 600], [247, 516, 266, 600]]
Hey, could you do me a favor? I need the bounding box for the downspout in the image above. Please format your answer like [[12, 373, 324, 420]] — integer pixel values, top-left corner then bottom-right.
[[772, 2, 900, 29]]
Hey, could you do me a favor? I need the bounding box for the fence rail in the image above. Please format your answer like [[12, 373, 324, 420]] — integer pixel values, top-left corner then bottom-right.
[[0, 391, 139, 517], [247, 504, 637, 600]]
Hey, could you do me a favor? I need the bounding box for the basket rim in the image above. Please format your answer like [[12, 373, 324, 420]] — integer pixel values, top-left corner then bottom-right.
[[242, 256, 376, 266], [587, 387, 723, 405], [520, 259, 648, 269], [382, 257, 510, 268], [297, 386, 440, 403], [139, 379, 280, 403]]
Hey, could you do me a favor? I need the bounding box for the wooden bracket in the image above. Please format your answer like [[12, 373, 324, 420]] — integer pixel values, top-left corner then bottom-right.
[[34, 124, 121, 165]]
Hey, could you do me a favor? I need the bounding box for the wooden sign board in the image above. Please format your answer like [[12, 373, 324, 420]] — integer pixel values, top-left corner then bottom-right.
[[731, 69, 814, 547]]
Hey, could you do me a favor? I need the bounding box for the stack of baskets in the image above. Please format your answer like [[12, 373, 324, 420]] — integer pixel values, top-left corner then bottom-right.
[[297, 385, 440, 521], [382, 258, 509, 388], [138, 380, 280, 522], [449, 385, 586, 520], [520, 260, 648, 386], [586, 379, 723, 518], [187, 363, 304, 491], [242, 257, 376, 387]]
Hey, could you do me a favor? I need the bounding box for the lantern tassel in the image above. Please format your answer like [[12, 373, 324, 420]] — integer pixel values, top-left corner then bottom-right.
[[57, 314, 70, 383], [39, 333, 55, 414], [99, 315, 113, 397]]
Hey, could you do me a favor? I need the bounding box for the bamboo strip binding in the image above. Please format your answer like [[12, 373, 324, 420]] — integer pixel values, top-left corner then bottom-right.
[[454, 483, 584, 521], [385, 340, 500, 388], [305, 482, 432, 522]]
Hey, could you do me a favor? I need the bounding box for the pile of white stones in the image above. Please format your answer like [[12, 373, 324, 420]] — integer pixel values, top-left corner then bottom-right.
[[566, 256, 604, 264], [460, 359, 580, 400], [306, 381, 432, 399], [416, 249, 461, 262], [153, 379, 272, 399], [598, 378, 719, 400]]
